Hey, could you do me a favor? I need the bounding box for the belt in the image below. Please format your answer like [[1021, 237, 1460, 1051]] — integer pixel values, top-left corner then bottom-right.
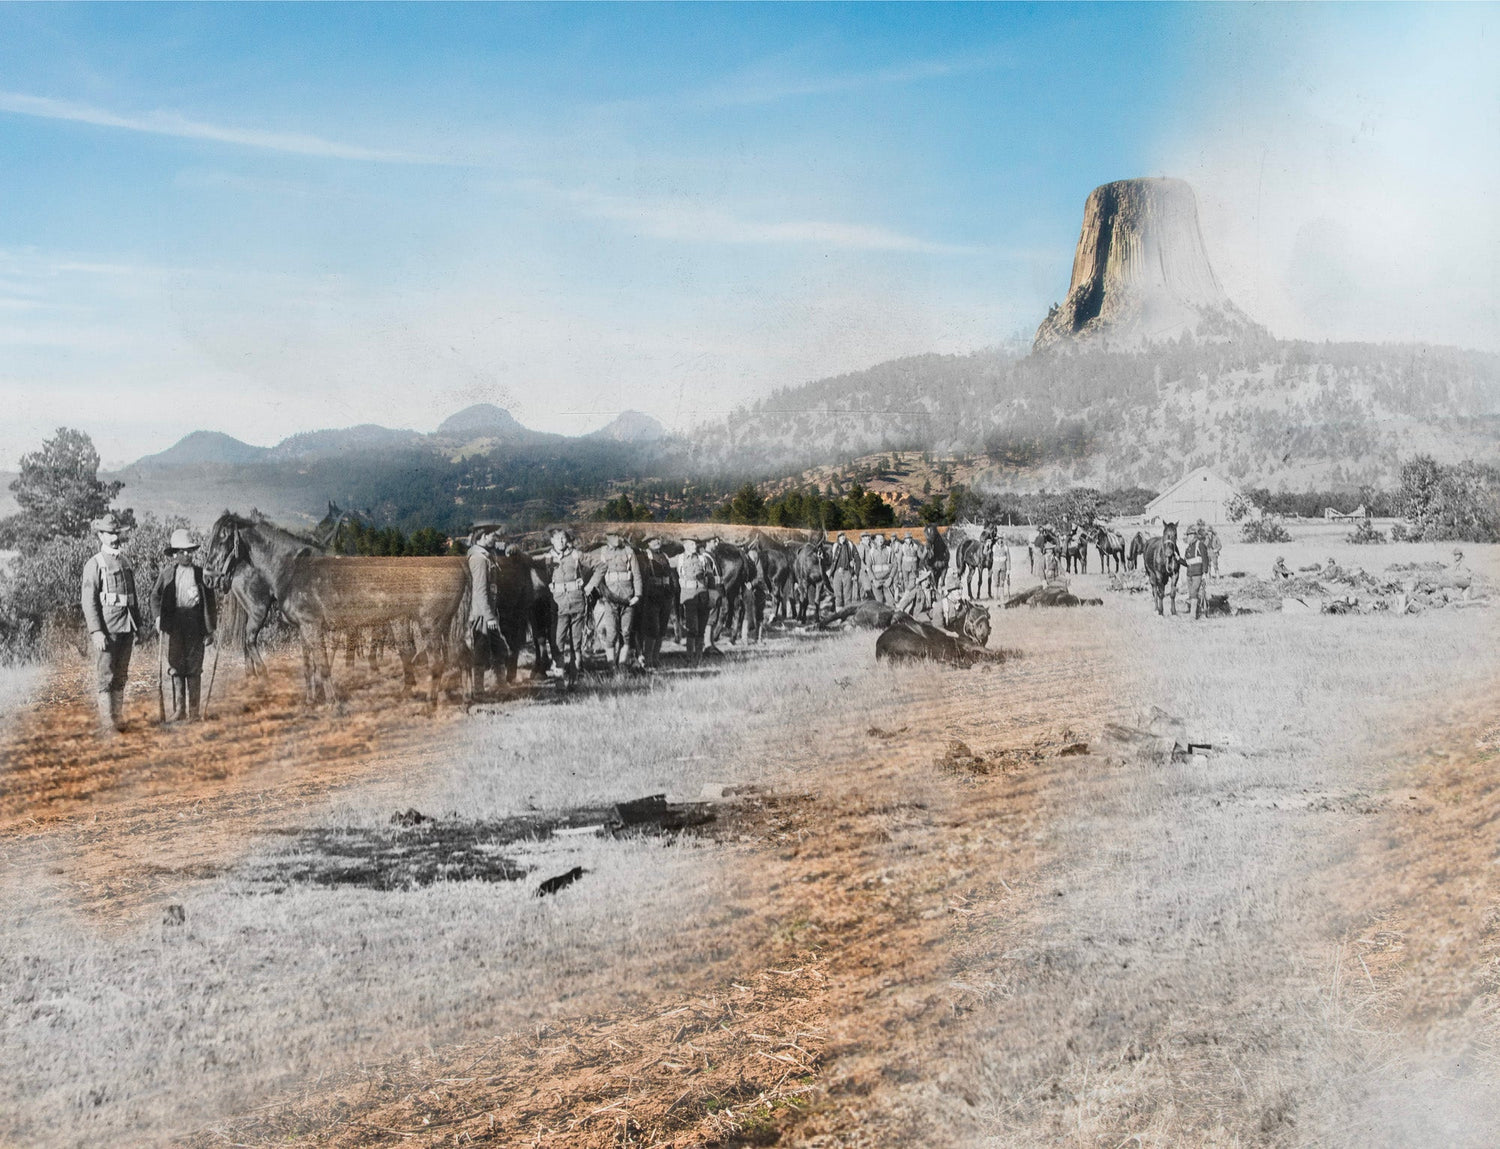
[[605, 571, 633, 584], [552, 578, 582, 591], [102, 592, 135, 606]]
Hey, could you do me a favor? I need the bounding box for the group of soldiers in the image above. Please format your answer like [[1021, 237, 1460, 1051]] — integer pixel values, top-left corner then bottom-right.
[[80, 513, 218, 735], [828, 530, 941, 612], [464, 525, 724, 693]]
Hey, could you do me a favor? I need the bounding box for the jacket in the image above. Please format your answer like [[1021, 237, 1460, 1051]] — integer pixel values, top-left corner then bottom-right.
[[82, 550, 141, 636], [588, 544, 644, 603], [151, 562, 217, 636], [467, 546, 499, 628], [547, 546, 589, 612], [671, 551, 716, 602]]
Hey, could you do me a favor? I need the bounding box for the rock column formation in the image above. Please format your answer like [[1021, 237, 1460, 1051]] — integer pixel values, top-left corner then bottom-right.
[[1033, 178, 1263, 352]]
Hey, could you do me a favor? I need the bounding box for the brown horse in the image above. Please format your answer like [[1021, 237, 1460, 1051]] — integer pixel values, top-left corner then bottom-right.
[[204, 512, 470, 706], [1142, 522, 1181, 616]]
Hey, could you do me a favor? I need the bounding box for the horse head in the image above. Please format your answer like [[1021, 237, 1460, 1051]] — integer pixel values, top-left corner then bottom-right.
[[958, 602, 991, 647], [204, 511, 250, 591]]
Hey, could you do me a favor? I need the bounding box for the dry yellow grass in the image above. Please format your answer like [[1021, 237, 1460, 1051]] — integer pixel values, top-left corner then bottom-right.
[[0, 538, 1495, 1147]]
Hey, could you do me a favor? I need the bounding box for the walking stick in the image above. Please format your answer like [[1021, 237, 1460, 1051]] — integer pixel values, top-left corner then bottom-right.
[[156, 631, 167, 725], [202, 636, 221, 721]]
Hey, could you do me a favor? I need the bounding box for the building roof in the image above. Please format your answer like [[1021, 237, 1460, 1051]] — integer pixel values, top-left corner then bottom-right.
[[1144, 466, 1241, 515]]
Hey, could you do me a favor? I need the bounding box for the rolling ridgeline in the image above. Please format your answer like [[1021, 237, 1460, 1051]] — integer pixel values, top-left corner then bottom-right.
[[109, 177, 1500, 531]]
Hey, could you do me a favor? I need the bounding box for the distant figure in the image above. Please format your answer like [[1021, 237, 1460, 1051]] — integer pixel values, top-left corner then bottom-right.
[[151, 528, 217, 722], [1195, 520, 1222, 576], [1271, 555, 1291, 581], [1042, 542, 1061, 583], [81, 512, 141, 735], [1183, 525, 1211, 620]]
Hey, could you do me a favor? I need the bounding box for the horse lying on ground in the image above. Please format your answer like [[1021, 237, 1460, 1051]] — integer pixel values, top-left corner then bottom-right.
[[1004, 585, 1104, 608], [875, 615, 1017, 666]]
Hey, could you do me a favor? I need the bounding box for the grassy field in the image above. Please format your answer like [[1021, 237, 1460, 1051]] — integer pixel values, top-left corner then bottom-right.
[[0, 529, 1495, 1146]]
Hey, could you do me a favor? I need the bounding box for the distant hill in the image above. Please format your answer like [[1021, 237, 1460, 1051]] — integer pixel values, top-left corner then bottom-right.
[[588, 410, 666, 444], [135, 431, 269, 469], [268, 424, 424, 461], [434, 404, 530, 440]]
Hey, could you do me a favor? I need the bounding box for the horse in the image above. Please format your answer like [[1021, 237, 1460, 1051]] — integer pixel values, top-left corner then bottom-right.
[[791, 535, 833, 624], [491, 548, 554, 682], [707, 539, 760, 647], [952, 524, 1003, 599], [1092, 525, 1127, 574], [214, 563, 281, 675], [747, 535, 795, 624], [875, 612, 1013, 666], [1142, 522, 1182, 616], [1063, 525, 1090, 574], [1126, 531, 1146, 571], [204, 511, 470, 706]]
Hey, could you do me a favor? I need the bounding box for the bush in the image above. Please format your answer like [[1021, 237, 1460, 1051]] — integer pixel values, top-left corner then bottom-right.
[[1390, 522, 1411, 542], [1346, 519, 1387, 545], [1397, 455, 1500, 542], [1241, 515, 1292, 544]]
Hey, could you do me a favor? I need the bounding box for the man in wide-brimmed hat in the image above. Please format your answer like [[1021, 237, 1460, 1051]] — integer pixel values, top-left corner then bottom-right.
[[151, 528, 217, 722], [1182, 522, 1211, 621], [81, 511, 142, 734], [587, 529, 644, 671], [464, 525, 503, 698]]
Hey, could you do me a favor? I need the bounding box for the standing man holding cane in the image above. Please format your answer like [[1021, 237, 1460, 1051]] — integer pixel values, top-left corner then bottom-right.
[[151, 528, 217, 722]]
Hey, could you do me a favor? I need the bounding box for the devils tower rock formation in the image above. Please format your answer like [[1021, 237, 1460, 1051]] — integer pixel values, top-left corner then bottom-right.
[[1033, 178, 1265, 352]]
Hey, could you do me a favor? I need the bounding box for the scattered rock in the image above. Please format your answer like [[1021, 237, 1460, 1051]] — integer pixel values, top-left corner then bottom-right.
[[390, 808, 430, 827], [163, 904, 185, 927]]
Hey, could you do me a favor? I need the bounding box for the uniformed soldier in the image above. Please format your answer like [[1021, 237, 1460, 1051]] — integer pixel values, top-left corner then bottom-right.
[[867, 534, 895, 603], [895, 532, 920, 596], [1271, 555, 1292, 581], [829, 532, 857, 609], [1183, 525, 1211, 619], [151, 528, 217, 722], [856, 532, 873, 599], [670, 537, 717, 663], [546, 528, 589, 681], [936, 564, 969, 629], [465, 527, 503, 697], [897, 560, 935, 618], [80, 511, 141, 735], [588, 530, 644, 670]]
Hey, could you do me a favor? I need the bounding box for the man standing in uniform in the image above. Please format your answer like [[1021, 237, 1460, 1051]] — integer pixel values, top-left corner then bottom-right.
[[829, 532, 857, 609], [867, 533, 894, 603], [465, 526, 502, 697], [894, 531, 918, 598], [545, 528, 589, 681], [588, 530, 644, 670], [1183, 524, 1211, 620], [670, 537, 716, 663], [151, 528, 216, 722], [855, 532, 873, 599], [81, 511, 141, 735]]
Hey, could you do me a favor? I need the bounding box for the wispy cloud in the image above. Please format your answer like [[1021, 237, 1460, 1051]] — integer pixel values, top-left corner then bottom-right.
[[561, 187, 976, 255], [701, 51, 1006, 107], [0, 90, 451, 165]]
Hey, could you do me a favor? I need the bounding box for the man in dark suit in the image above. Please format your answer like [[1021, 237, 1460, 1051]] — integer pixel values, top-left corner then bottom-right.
[[151, 528, 217, 722]]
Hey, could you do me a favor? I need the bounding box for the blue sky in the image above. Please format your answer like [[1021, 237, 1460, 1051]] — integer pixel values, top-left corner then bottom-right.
[[0, 3, 1495, 467]]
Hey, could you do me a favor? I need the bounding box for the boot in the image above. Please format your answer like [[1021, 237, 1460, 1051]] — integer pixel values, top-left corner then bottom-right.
[[171, 677, 187, 722], [96, 690, 117, 737], [187, 674, 202, 721], [109, 690, 127, 733]]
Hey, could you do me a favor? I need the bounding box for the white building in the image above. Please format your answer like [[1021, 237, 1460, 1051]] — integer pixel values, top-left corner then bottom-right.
[[1143, 466, 1241, 525]]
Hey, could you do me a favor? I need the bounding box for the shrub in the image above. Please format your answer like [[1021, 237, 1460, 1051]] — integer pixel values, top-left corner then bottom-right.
[[1241, 516, 1292, 544], [1346, 519, 1387, 545]]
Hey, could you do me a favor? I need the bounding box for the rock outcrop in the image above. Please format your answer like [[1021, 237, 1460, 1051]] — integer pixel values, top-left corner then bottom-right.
[[1033, 178, 1266, 352]]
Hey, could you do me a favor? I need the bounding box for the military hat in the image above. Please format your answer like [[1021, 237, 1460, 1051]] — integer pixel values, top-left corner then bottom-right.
[[91, 512, 131, 535], [682, 536, 700, 548], [550, 526, 573, 542], [164, 528, 198, 552]]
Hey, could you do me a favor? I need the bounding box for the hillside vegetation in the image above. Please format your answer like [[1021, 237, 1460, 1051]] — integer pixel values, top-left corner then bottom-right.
[[690, 339, 1500, 491]]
